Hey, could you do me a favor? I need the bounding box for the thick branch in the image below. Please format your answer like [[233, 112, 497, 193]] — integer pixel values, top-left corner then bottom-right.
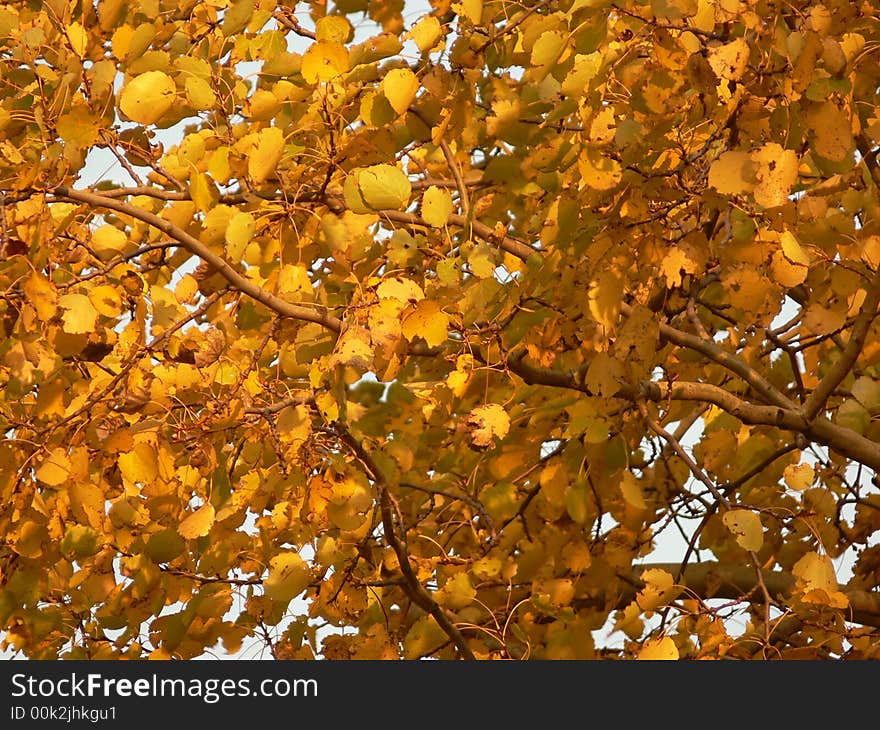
[[52, 187, 343, 333], [624, 302, 795, 410], [620, 563, 880, 630], [506, 352, 880, 471]]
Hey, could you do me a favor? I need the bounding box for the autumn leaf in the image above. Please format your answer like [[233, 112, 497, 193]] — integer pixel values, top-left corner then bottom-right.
[[463, 403, 510, 450], [722, 509, 763, 552], [248, 127, 285, 184], [178, 503, 215, 539], [119, 71, 177, 125], [637, 636, 679, 660], [264, 552, 311, 604], [421, 185, 454, 227]]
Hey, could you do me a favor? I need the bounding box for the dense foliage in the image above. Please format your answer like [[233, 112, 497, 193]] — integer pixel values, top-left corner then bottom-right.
[[2, 0, 880, 659]]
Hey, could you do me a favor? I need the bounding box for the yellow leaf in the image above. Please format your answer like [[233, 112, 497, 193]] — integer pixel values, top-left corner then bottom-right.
[[456, 0, 482, 23], [409, 16, 443, 53], [463, 403, 510, 449], [637, 636, 679, 660], [784, 462, 815, 492], [752, 143, 798, 208], [248, 126, 285, 184], [66, 22, 88, 57], [792, 551, 837, 593], [588, 270, 623, 330], [401, 300, 448, 347], [23, 271, 57, 322], [620, 470, 647, 509], [368, 298, 404, 350], [178, 503, 215, 539], [780, 230, 810, 266], [722, 508, 763, 552], [329, 326, 374, 370], [315, 15, 353, 43], [221, 0, 254, 36], [301, 40, 350, 84], [578, 147, 621, 190], [57, 105, 100, 148], [382, 67, 419, 116], [88, 284, 123, 317], [92, 224, 131, 260], [421, 185, 453, 227], [807, 101, 854, 163], [584, 352, 626, 397], [343, 172, 371, 213], [118, 443, 159, 485], [264, 552, 310, 603], [119, 71, 177, 125], [708, 37, 750, 80], [35, 448, 71, 486], [59, 293, 98, 334], [225, 211, 256, 259], [531, 30, 567, 68], [189, 172, 219, 213], [404, 615, 447, 659], [356, 164, 412, 211], [377, 277, 424, 303], [635, 569, 678, 613], [277, 263, 312, 296], [174, 274, 199, 304], [435, 573, 476, 609], [185, 77, 216, 110], [316, 391, 339, 422], [708, 151, 755, 195]]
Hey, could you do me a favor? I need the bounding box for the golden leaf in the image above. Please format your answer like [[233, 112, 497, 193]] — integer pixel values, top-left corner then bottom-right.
[[301, 40, 350, 84], [422, 185, 452, 228], [637, 636, 679, 660], [119, 71, 177, 125], [401, 300, 449, 347], [620, 470, 647, 510], [409, 16, 443, 53], [59, 293, 98, 334], [356, 164, 412, 211], [784, 463, 815, 492], [35, 448, 71, 486], [435, 573, 476, 609], [264, 552, 311, 603], [178, 503, 215, 539], [463, 403, 510, 450], [708, 151, 755, 195], [382, 67, 419, 116], [118, 443, 159, 486], [315, 15, 353, 43], [722, 508, 763, 552], [23, 271, 57, 322], [248, 126, 285, 184]]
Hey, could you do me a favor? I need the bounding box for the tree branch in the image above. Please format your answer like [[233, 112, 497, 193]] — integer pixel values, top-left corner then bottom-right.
[[803, 270, 880, 421], [617, 562, 880, 631], [334, 425, 476, 659], [624, 301, 795, 410], [52, 186, 343, 333]]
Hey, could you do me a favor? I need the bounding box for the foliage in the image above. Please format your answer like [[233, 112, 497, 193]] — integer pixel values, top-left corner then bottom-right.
[[1, 0, 880, 660]]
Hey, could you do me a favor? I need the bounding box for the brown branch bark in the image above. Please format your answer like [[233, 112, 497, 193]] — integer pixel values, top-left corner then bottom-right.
[[624, 301, 795, 410], [52, 186, 343, 333], [505, 351, 880, 471], [616, 562, 880, 631]]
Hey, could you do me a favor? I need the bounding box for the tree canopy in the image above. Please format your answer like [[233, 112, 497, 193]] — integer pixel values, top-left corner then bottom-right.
[[2, 0, 880, 660]]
